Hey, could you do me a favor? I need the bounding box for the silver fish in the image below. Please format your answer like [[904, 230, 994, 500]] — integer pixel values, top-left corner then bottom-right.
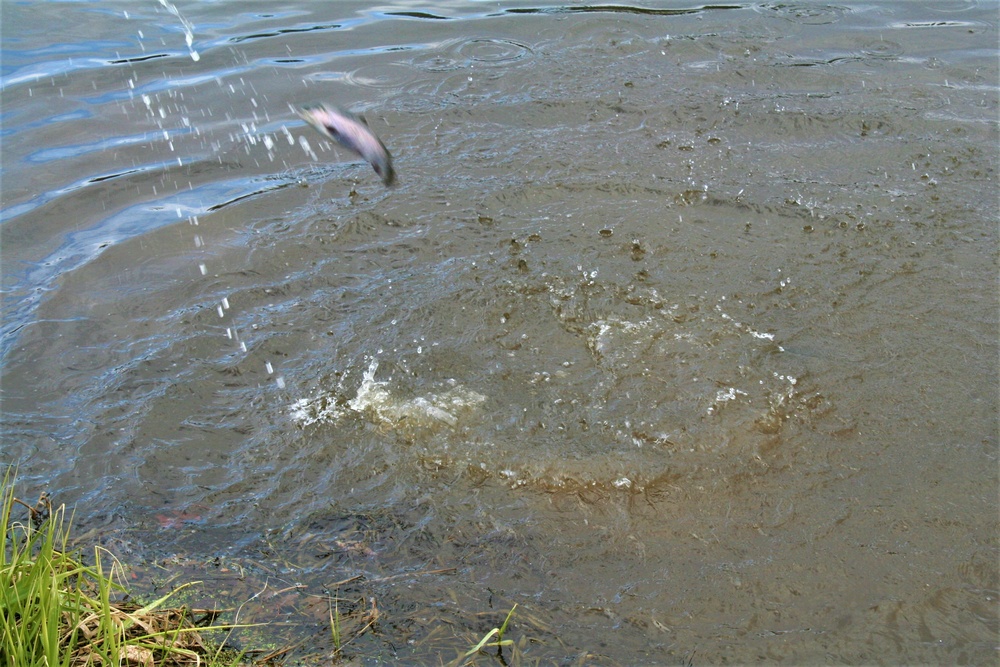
[[295, 103, 396, 186]]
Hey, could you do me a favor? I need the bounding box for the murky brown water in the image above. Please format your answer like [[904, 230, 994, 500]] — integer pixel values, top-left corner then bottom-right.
[[2, 1, 997, 663]]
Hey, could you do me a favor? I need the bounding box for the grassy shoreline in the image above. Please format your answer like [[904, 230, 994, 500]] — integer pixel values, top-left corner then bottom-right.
[[1, 470, 248, 666], [1, 471, 525, 666]]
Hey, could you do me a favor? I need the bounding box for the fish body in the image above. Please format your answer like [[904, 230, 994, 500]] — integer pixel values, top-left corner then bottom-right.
[[295, 103, 395, 186]]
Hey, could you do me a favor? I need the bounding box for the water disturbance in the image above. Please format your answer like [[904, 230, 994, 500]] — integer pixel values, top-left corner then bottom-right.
[[1, 1, 997, 663]]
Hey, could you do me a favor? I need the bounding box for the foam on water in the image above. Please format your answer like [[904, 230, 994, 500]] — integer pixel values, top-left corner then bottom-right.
[[290, 359, 487, 431]]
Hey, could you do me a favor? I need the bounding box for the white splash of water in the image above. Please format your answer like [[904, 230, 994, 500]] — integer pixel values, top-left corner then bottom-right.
[[291, 359, 487, 430], [157, 0, 200, 61]]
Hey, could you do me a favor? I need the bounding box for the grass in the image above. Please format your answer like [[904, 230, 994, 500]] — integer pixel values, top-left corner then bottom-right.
[[329, 596, 342, 653], [2, 468, 534, 665], [0, 469, 246, 666], [449, 604, 518, 667]]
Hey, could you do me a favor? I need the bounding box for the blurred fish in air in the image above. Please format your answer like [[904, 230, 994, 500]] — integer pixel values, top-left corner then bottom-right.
[[294, 103, 396, 186]]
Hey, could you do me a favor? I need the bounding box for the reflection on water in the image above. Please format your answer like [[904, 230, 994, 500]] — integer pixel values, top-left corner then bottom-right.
[[1, 1, 997, 663]]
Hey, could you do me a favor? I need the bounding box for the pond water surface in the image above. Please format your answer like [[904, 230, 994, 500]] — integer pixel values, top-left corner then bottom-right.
[[2, 1, 997, 664]]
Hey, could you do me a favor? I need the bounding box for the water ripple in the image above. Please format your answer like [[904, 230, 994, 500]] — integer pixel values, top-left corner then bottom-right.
[[757, 3, 850, 24]]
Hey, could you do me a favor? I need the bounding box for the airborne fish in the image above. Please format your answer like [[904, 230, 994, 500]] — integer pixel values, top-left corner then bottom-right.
[[294, 103, 396, 186]]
